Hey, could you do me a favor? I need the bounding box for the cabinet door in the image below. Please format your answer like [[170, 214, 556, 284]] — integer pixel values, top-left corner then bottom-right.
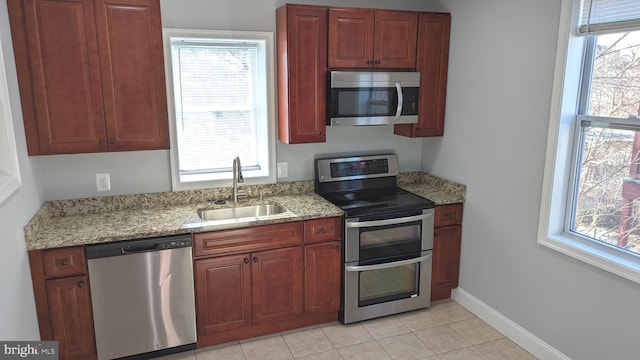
[[251, 247, 303, 323], [304, 242, 341, 314], [94, 0, 169, 151], [10, 0, 107, 155], [373, 10, 418, 69], [394, 12, 451, 137], [277, 4, 328, 144], [46, 276, 96, 360], [431, 225, 461, 301], [195, 254, 252, 335], [328, 8, 374, 68]]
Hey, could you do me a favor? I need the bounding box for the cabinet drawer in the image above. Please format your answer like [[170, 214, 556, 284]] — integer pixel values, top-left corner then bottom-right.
[[434, 203, 463, 227], [42, 247, 86, 278], [194, 222, 303, 258], [304, 217, 342, 244]]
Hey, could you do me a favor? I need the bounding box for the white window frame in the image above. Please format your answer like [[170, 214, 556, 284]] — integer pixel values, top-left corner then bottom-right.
[[0, 35, 21, 204], [538, 0, 640, 284], [162, 28, 277, 191]]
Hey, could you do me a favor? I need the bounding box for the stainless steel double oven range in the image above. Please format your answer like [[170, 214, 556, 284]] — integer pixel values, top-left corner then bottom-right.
[[315, 154, 435, 324]]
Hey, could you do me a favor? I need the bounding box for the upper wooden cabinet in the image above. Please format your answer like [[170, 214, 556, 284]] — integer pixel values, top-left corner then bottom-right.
[[7, 0, 169, 155], [394, 12, 451, 138], [276, 4, 328, 144], [328, 8, 418, 69]]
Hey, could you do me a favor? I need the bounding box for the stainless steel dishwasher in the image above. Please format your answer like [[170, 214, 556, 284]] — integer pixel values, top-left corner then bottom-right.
[[86, 234, 196, 360]]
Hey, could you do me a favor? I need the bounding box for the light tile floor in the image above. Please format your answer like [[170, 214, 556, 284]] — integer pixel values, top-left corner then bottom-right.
[[157, 299, 537, 360]]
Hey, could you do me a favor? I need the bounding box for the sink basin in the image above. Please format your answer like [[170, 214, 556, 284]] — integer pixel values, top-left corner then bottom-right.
[[197, 203, 289, 222]]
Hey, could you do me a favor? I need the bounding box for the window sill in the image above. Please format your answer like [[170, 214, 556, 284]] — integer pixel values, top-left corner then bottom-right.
[[538, 232, 640, 285]]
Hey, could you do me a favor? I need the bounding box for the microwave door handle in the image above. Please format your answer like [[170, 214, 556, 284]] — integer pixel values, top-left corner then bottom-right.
[[346, 213, 431, 228], [345, 253, 432, 272], [394, 82, 403, 120]]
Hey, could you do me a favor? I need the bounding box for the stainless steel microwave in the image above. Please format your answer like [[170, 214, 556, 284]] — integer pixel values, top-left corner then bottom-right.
[[327, 71, 420, 126]]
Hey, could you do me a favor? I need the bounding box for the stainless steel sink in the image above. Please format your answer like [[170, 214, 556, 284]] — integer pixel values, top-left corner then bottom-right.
[[197, 203, 289, 222]]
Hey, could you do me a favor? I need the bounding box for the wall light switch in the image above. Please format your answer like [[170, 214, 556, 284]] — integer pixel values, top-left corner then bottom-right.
[[277, 162, 288, 178], [96, 173, 111, 192]]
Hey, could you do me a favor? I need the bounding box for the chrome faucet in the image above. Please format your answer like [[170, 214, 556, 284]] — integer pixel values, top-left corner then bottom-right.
[[232, 156, 246, 203]]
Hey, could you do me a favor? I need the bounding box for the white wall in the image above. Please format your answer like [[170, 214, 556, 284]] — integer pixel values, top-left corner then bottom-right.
[[33, 0, 446, 201], [0, 0, 43, 340], [423, 0, 640, 359]]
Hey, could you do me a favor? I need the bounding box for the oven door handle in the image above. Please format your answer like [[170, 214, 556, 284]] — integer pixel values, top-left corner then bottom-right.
[[345, 254, 431, 272], [346, 213, 431, 228]]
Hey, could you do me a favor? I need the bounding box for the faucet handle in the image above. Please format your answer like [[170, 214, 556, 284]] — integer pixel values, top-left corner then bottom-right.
[[259, 188, 271, 200]]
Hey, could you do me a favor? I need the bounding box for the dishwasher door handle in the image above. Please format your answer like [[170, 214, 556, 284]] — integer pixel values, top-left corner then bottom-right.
[[121, 243, 160, 254]]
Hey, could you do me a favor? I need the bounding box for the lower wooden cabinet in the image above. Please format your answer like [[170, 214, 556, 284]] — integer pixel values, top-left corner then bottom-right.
[[304, 241, 341, 314], [194, 254, 252, 334], [251, 247, 304, 323], [29, 247, 97, 360], [431, 203, 463, 301], [194, 218, 341, 347], [46, 276, 96, 360], [195, 247, 303, 335], [431, 225, 462, 300]]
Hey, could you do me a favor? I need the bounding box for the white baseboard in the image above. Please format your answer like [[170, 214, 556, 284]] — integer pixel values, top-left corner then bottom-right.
[[451, 288, 571, 360]]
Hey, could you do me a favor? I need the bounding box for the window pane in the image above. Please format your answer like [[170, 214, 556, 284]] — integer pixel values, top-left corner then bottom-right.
[[171, 42, 260, 175], [587, 30, 640, 118], [572, 124, 640, 254]]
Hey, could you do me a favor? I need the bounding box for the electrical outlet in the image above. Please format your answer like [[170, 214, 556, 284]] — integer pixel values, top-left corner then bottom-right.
[[277, 162, 288, 178], [96, 173, 111, 192]]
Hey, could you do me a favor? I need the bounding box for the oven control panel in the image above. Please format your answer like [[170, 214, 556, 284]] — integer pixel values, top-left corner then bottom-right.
[[317, 154, 399, 182]]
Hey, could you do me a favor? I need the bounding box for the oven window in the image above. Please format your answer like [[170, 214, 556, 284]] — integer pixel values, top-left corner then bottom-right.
[[359, 262, 419, 307], [360, 223, 421, 260]]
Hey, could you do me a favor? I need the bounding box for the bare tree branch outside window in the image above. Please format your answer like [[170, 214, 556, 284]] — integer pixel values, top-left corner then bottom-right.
[[573, 30, 640, 254]]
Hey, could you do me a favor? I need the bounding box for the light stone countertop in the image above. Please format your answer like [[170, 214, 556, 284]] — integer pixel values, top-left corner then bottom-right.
[[24, 172, 466, 250]]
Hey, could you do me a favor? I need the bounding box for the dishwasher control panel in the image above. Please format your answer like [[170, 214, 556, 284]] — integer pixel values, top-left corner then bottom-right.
[[86, 234, 193, 259], [159, 238, 191, 249]]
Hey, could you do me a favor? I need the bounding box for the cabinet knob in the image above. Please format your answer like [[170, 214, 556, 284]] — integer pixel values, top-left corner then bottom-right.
[[253, 257, 259, 263], [110, 139, 116, 145], [434, 233, 439, 238], [244, 258, 250, 264], [367, 59, 374, 65], [335, 245, 341, 252], [59, 259, 68, 267], [77, 281, 84, 288], [374, 59, 381, 65], [319, 227, 327, 234], [415, 127, 421, 132], [98, 139, 106, 146], [320, 131, 325, 137]]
